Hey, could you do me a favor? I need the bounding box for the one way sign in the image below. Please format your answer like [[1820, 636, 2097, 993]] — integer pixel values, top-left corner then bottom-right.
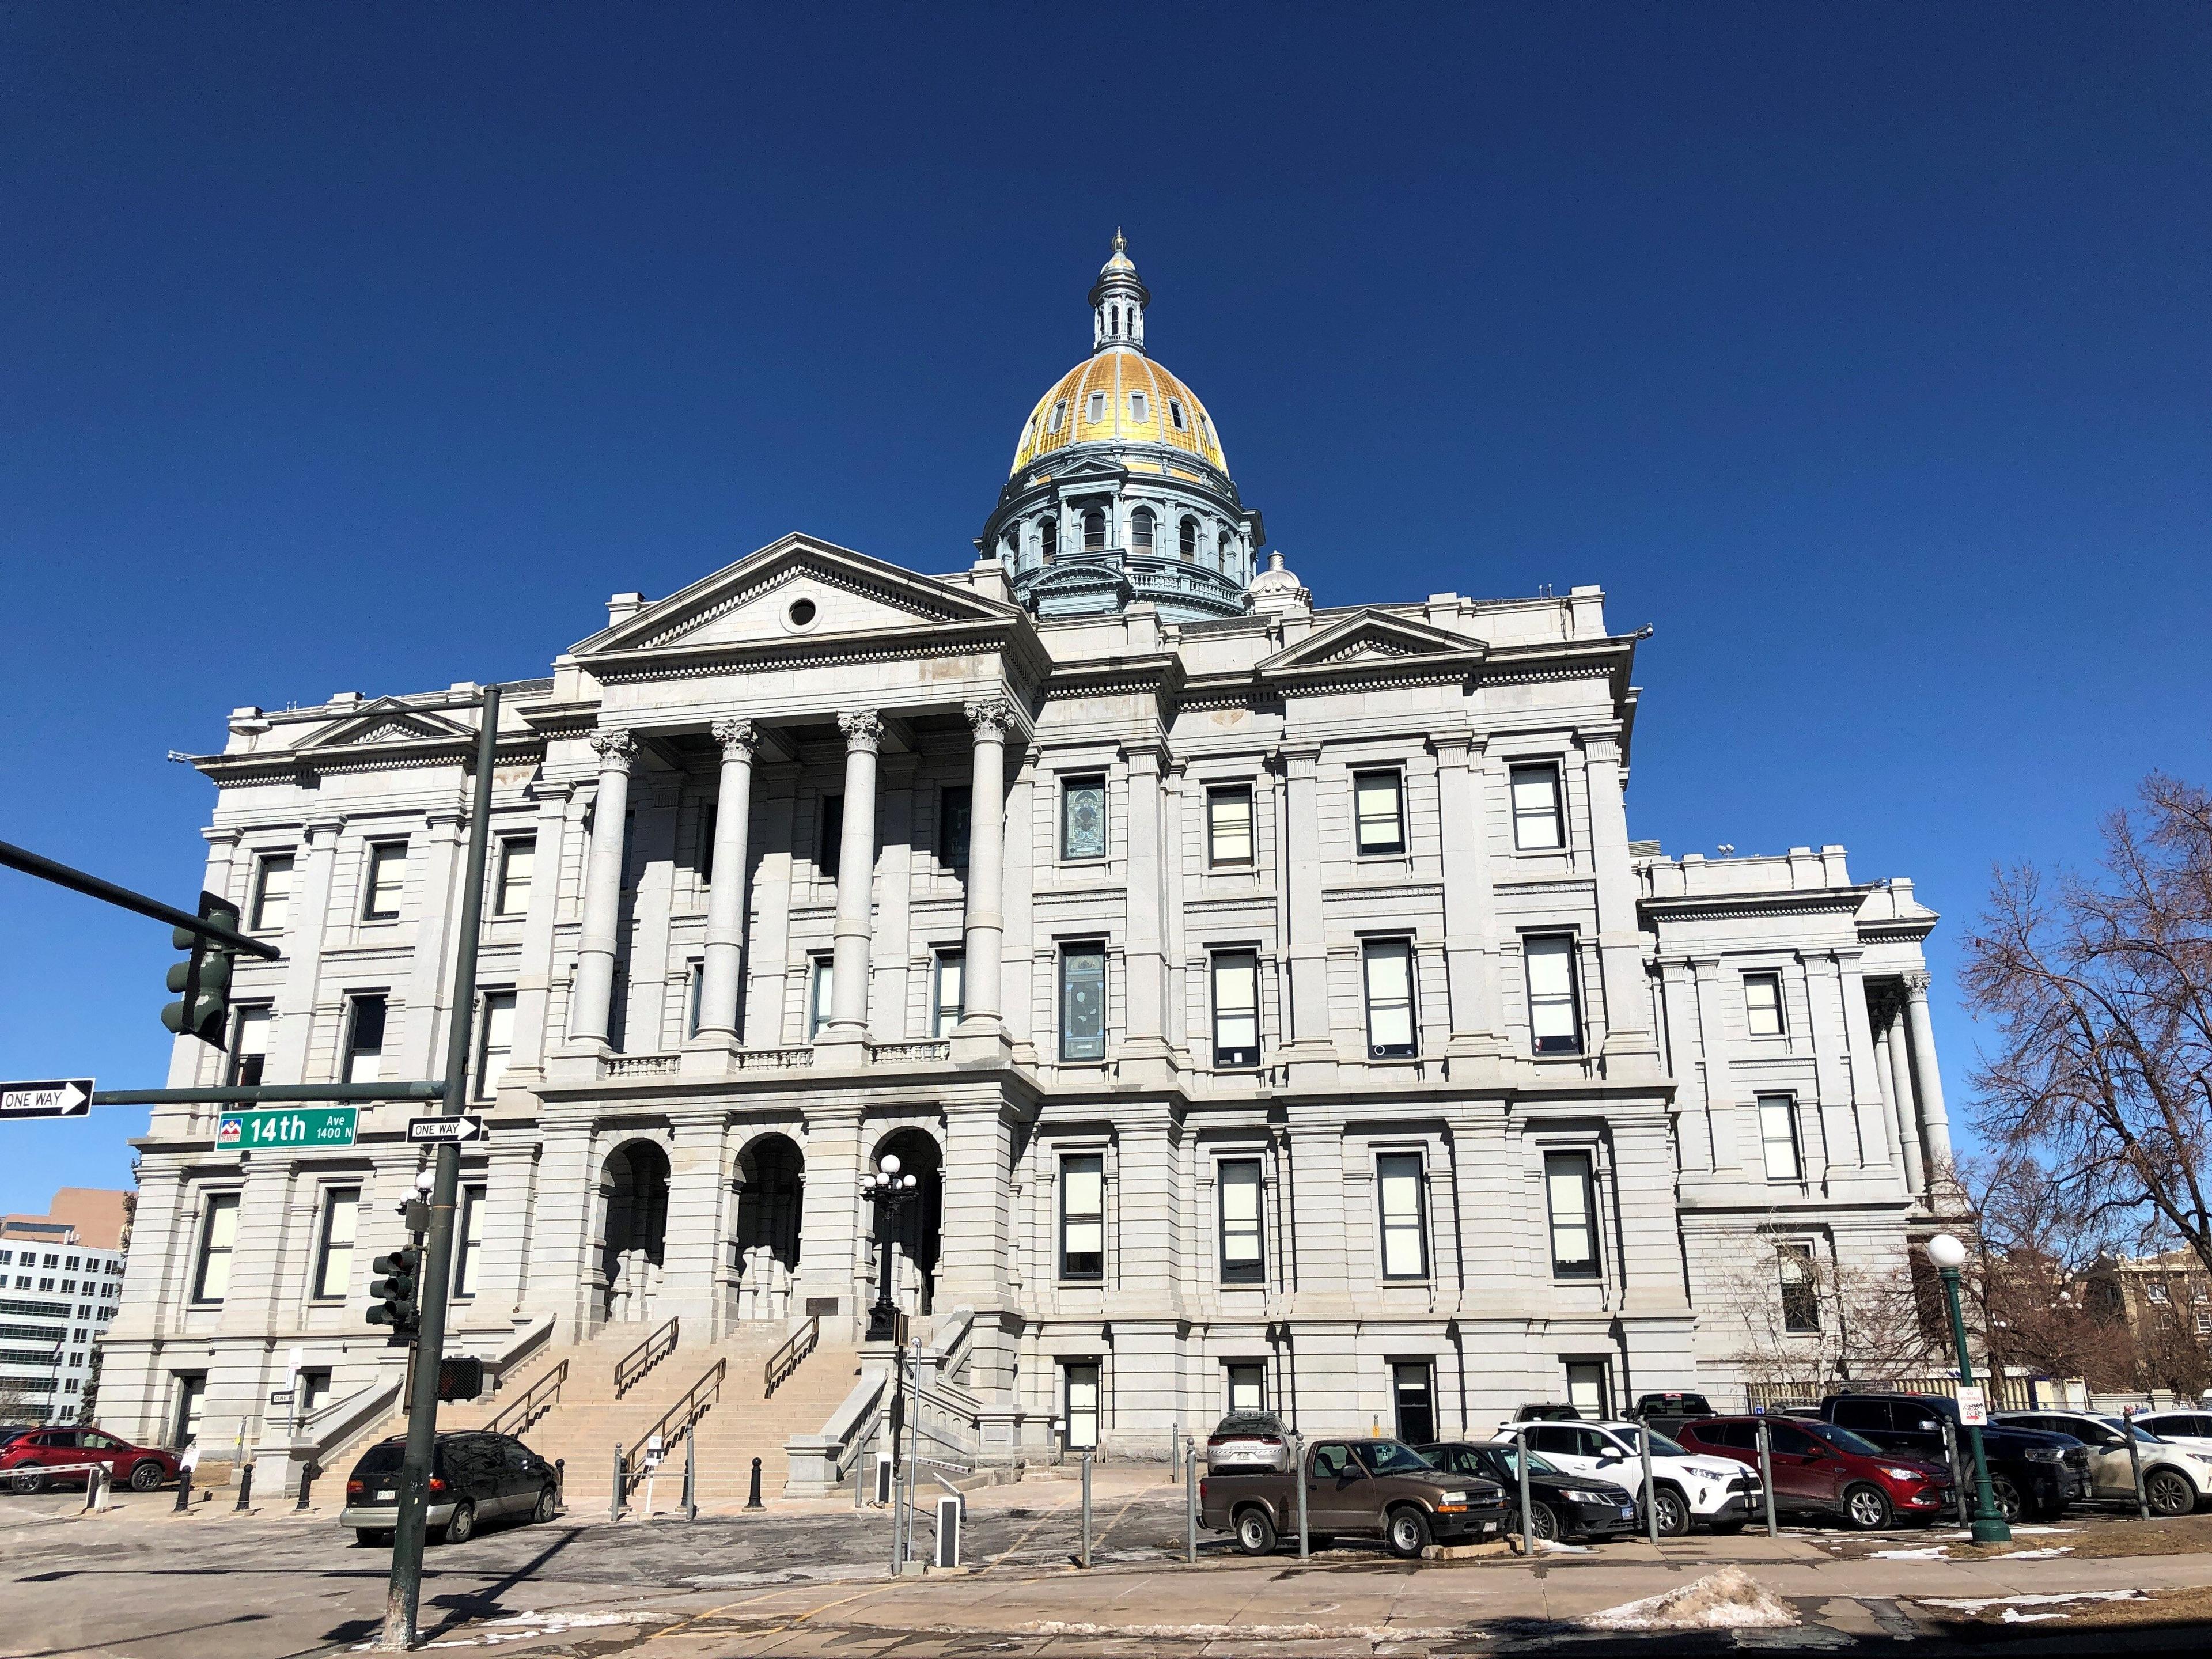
[[0, 1079, 94, 1119], [408, 1115, 486, 1144]]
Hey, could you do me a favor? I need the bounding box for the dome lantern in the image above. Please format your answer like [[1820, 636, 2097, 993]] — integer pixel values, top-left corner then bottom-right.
[[1089, 229, 1149, 354]]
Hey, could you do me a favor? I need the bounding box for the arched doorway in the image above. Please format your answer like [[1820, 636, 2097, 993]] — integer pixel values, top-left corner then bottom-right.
[[733, 1133, 804, 1322], [600, 1140, 670, 1324], [869, 1127, 943, 1318]]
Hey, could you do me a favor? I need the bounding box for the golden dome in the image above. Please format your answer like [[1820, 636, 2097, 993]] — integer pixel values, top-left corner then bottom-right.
[[1010, 347, 1227, 475]]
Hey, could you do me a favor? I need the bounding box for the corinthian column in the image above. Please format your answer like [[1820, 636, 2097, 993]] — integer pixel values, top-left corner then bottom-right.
[[1902, 970, 1955, 1171], [569, 728, 637, 1048], [692, 719, 759, 1046], [825, 710, 882, 1040], [959, 698, 1012, 1029]]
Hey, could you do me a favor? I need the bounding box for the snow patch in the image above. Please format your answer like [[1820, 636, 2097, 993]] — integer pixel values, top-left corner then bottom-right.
[[1024, 1622, 1461, 1641], [1582, 1567, 1798, 1631], [1917, 1589, 2142, 1616], [1871, 1546, 1949, 1559]]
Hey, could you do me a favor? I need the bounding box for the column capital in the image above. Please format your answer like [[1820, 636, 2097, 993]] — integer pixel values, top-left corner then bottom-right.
[[963, 696, 1018, 739], [589, 728, 638, 769], [1902, 969, 1933, 998], [1578, 729, 1624, 766], [202, 827, 244, 848], [710, 717, 762, 760], [836, 709, 885, 753]]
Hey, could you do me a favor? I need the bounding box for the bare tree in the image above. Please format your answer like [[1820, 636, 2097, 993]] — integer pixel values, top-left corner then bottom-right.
[[1707, 1229, 1945, 1395], [1961, 773, 2212, 1282]]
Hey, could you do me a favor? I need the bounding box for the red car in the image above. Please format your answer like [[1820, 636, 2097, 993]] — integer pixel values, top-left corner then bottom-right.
[[1, 1426, 180, 1493], [1675, 1415, 1952, 1530]]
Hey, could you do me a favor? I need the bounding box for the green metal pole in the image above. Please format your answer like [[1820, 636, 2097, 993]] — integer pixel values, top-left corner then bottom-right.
[[378, 685, 503, 1650], [1941, 1263, 2012, 1545]]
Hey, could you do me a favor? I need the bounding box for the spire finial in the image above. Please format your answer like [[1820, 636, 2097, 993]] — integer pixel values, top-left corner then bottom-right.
[[1113, 226, 1126, 255]]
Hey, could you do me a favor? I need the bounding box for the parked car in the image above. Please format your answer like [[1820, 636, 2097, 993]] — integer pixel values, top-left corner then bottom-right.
[[1199, 1436, 1506, 1559], [1673, 1415, 1950, 1530], [1206, 1411, 1293, 1474], [1996, 1411, 2212, 1516], [2131, 1411, 2212, 1459], [1494, 1419, 1761, 1536], [342, 1430, 559, 1546], [1418, 1438, 1640, 1542], [1493, 1403, 1581, 1435], [1632, 1392, 1715, 1421], [1811, 1393, 2087, 1522], [0, 1427, 180, 1493]]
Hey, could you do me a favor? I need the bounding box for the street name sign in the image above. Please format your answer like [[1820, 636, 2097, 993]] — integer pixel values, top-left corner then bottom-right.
[[408, 1114, 486, 1143], [0, 1079, 93, 1118], [218, 1107, 358, 1150], [1956, 1385, 1988, 1426]]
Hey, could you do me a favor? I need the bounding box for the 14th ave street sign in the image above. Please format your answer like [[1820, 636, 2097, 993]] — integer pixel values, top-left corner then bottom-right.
[[0, 1080, 93, 1118], [218, 1107, 358, 1149]]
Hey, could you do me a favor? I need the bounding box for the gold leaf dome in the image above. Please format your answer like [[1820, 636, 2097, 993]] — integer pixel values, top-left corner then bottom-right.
[[1010, 349, 1226, 476]]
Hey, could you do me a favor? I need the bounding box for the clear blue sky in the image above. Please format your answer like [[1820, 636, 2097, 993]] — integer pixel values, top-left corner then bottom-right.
[[2, 5, 2207, 1213]]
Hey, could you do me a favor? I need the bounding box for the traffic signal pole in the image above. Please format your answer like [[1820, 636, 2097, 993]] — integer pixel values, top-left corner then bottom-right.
[[380, 685, 502, 1653]]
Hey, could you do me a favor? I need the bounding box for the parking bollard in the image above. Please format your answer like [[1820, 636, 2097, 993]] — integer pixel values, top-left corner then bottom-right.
[[294, 1460, 318, 1513], [610, 1444, 626, 1524], [234, 1462, 254, 1512], [1184, 1440, 1198, 1562], [173, 1465, 192, 1513], [1080, 1451, 1092, 1569], [1293, 1432, 1309, 1559], [1170, 1421, 1180, 1483], [1941, 1419, 1969, 1528], [554, 1457, 565, 1512], [84, 1464, 107, 1513], [683, 1429, 698, 1523], [2124, 1408, 2149, 1521], [1756, 1418, 1778, 1537], [748, 1456, 764, 1509], [1641, 1427, 1658, 1547]]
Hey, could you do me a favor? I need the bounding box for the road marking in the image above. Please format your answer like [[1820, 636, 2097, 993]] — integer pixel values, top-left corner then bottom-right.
[[1086, 1486, 1152, 1556], [986, 1487, 1080, 1570]]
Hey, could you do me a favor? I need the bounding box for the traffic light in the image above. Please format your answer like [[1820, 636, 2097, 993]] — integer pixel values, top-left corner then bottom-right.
[[368, 1245, 422, 1341], [437, 1357, 485, 1402], [161, 891, 239, 1047]]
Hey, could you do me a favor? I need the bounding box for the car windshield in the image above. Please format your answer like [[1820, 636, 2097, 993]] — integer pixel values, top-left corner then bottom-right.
[[1802, 1421, 1885, 1458], [1488, 1445, 1559, 1477], [2089, 1415, 2166, 1444], [1613, 1425, 1689, 1457], [1354, 1440, 1434, 1476]]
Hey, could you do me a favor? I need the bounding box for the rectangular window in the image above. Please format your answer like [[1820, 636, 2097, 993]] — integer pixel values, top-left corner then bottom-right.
[[454, 1186, 486, 1298], [1376, 1152, 1429, 1279], [362, 842, 407, 920], [1353, 770, 1405, 855], [1206, 786, 1254, 868], [1211, 950, 1260, 1068], [227, 1006, 272, 1087], [251, 854, 294, 931], [1225, 1361, 1265, 1415], [1546, 1151, 1600, 1279], [1779, 1242, 1820, 1333], [1218, 1158, 1264, 1285], [1362, 939, 1416, 1058], [343, 994, 387, 1084], [313, 1188, 358, 1300], [1510, 763, 1565, 851], [1744, 972, 1785, 1038], [495, 838, 536, 915], [939, 786, 972, 872], [931, 951, 964, 1037], [298, 1369, 332, 1416], [816, 793, 846, 881], [475, 991, 516, 1099], [1060, 1153, 1105, 1281], [685, 961, 704, 1038], [1060, 776, 1107, 860], [696, 805, 717, 886], [192, 1194, 239, 1303], [1059, 944, 1107, 1062], [808, 957, 835, 1039], [1524, 934, 1582, 1055], [1064, 1362, 1100, 1449], [1759, 1094, 1802, 1182]]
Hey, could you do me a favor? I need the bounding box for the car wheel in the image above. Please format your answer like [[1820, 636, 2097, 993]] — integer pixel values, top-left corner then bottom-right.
[[1987, 1475, 2025, 1524], [1384, 1506, 1433, 1559], [9, 1470, 46, 1495], [1509, 1501, 1559, 1543], [1234, 1507, 1277, 1556], [440, 1501, 476, 1546], [2146, 1469, 2195, 1517], [127, 1461, 165, 1493], [1652, 1486, 1691, 1537], [356, 1529, 392, 1547], [533, 1483, 558, 1524], [1843, 1483, 1893, 1531]]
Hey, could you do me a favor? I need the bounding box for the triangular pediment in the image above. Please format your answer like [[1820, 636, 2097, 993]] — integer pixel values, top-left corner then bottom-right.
[[573, 533, 1023, 660], [1257, 609, 1487, 676], [300, 698, 476, 750]]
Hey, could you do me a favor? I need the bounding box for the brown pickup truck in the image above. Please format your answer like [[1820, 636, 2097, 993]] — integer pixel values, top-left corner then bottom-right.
[[1199, 1437, 1508, 1558]]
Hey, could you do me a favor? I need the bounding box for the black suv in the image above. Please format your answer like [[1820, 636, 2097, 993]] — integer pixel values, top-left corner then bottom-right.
[[341, 1431, 559, 1546], [1813, 1393, 2088, 1522]]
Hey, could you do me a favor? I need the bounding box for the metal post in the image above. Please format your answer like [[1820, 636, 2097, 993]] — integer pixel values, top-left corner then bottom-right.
[[2123, 1407, 2149, 1521], [748, 1456, 764, 1509], [295, 1460, 318, 1513], [1941, 1418, 1969, 1527], [234, 1461, 253, 1512], [683, 1427, 697, 1522], [904, 1336, 922, 1572], [610, 1444, 626, 1524], [85, 1463, 107, 1513], [379, 684, 503, 1652], [1641, 1426, 1658, 1547], [1080, 1450, 1092, 1568], [1170, 1419, 1179, 1483], [1517, 1426, 1534, 1557], [1756, 1418, 1777, 1537], [1184, 1440, 1198, 1562], [1293, 1431, 1309, 1558], [1939, 1261, 2012, 1545], [173, 1465, 192, 1513]]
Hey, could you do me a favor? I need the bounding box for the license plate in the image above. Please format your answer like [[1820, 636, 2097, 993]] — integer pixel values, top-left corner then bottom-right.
[[376, 1489, 395, 1501]]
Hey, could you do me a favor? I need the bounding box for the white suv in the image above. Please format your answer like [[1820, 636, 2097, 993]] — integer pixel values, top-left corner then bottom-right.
[[1998, 1411, 2212, 1516], [1495, 1419, 1762, 1536]]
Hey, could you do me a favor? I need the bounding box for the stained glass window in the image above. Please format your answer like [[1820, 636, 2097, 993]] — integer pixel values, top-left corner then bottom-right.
[[1060, 945, 1107, 1061], [1062, 777, 1106, 860]]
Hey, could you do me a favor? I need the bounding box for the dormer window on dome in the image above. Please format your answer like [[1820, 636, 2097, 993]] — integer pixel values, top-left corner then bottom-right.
[[1169, 399, 1186, 430]]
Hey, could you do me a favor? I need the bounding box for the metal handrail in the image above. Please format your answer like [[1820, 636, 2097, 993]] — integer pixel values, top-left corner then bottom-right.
[[635, 1357, 727, 1456], [615, 1316, 679, 1398], [486, 1357, 568, 1438], [763, 1315, 820, 1397]]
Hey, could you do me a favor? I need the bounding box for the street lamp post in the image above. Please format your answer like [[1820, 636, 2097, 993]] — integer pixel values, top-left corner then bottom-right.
[[860, 1155, 921, 1346], [1927, 1232, 2011, 1545]]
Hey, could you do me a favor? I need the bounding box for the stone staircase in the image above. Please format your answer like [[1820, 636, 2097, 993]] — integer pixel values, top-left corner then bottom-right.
[[447, 1320, 858, 1509]]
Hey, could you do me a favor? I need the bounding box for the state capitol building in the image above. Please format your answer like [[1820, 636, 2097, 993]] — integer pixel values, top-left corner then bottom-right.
[[101, 238, 1966, 1497]]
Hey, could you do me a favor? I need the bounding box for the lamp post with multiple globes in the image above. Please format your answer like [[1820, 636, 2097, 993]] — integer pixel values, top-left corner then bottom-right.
[[861, 1154, 922, 1344], [1927, 1230, 2012, 1544]]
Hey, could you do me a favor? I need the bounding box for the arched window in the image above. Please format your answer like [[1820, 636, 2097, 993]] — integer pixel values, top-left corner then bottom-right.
[[1218, 530, 1233, 566], [1131, 507, 1155, 553], [1179, 516, 1199, 559], [1041, 518, 1058, 561], [1082, 507, 1106, 552]]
